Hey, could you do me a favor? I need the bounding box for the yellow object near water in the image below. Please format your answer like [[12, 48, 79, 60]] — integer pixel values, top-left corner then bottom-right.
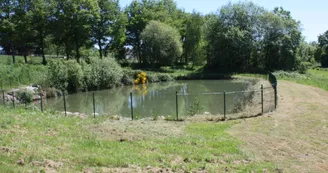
[[134, 72, 147, 85]]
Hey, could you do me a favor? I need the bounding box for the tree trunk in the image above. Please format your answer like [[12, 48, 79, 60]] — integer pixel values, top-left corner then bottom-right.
[[41, 42, 46, 65], [24, 55, 28, 64], [12, 54, 16, 64], [75, 44, 80, 63], [98, 38, 103, 59], [11, 42, 15, 64], [65, 42, 70, 60]]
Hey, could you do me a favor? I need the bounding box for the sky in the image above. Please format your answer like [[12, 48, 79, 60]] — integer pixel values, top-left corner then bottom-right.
[[119, 0, 328, 42]]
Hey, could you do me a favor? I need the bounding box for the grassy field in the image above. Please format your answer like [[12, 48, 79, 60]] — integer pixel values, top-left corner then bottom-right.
[[0, 106, 278, 172], [274, 68, 328, 91], [0, 55, 44, 65]]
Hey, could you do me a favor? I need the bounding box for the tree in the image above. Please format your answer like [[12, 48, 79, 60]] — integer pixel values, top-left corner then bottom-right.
[[52, 0, 98, 62], [318, 31, 328, 67], [92, 0, 121, 59], [183, 11, 205, 67], [125, 0, 186, 64], [140, 20, 182, 66], [29, 0, 52, 65], [261, 7, 301, 71], [206, 2, 264, 72], [0, 0, 18, 63]]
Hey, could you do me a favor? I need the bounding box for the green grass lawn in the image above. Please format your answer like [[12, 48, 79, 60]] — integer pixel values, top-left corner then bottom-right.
[[0, 106, 277, 172], [274, 68, 328, 91]]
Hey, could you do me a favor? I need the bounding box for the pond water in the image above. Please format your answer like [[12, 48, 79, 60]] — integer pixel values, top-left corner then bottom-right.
[[42, 80, 255, 118]]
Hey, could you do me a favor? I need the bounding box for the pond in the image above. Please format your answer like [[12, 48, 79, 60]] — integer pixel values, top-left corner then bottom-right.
[[42, 80, 256, 118]]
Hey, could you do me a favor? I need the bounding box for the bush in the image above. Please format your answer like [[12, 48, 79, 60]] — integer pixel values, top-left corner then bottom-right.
[[157, 73, 174, 81], [86, 57, 123, 89], [65, 60, 84, 92], [47, 59, 68, 91], [16, 89, 34, 103]]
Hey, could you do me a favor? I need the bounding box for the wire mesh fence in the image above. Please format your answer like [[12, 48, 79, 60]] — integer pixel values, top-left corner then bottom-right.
[[0, 73, 278, 121]]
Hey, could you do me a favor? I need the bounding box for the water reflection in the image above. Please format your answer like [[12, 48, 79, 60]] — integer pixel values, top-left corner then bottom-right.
[[44, 80, 253, 117]]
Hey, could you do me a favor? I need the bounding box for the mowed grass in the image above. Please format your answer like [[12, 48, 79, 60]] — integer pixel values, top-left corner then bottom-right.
[[0, 106, 277, 172], [274, 68, 328, 91]]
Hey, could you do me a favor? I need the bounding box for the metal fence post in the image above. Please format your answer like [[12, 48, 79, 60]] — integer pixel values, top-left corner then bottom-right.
[[40, 92, 43, 112], [63, 92, 67, 116], [12, 91, 15, 108], [93, 92, 96, 118], [130, 92, 134, 120], [274, 84, 278, 109], [2, 90, 5, 105], [176, 91, 178, 121], [224, 91, 226, 120], [261, 85, 264, 114]]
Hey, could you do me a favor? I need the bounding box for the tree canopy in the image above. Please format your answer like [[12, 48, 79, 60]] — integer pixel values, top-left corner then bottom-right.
[[0, 0, 325, 72]]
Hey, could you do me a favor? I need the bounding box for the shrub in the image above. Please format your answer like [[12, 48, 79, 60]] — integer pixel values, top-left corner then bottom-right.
[[16, 89, 34, 103], [158, 73, 174, 81], [47, 59, 68, 91], [147, 73, 160, 83], [64, 60, 84, 92], [87, 57, 123, 89]]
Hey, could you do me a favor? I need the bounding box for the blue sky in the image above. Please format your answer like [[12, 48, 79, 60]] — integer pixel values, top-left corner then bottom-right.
[[120, 0, 328, 42]]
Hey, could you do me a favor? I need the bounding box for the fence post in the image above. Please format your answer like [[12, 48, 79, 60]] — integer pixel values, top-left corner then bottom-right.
[[130, 92, 134, 120], [93, 92, 96, 118], [63, 91, 67, 116], [261, 85, 264, 114], [224, 91, 226, 120], [12, 91, 15, 108], [40, 92, 43, 112], [2, 90, 5, 105], [274, 83, 278, 109], [176, 91, 178, 121]]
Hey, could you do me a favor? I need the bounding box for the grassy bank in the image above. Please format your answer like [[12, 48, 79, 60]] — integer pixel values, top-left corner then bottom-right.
[[0, 107, 277, 172], [273, 68, 328, 91]]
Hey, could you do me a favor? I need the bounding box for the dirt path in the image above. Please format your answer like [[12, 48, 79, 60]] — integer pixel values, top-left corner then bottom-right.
[[229, 80, 328, 173]]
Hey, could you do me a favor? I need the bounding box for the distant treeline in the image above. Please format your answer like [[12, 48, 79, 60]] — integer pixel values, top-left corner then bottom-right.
[[0, 0, 327, 72]]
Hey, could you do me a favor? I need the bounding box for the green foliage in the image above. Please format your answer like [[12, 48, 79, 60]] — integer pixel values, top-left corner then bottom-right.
[[47, 60, 69, 91], [184, 11, 206, 66], [205, 2, 304, 72], [141, 20, 183, 66], [87, 57, 123, 89], [16, 89, 34, 103], [318, 31, 328, 67], [48, 57, 124, 92], [187, 98, 204, 116], [274, 69, 328, 91]]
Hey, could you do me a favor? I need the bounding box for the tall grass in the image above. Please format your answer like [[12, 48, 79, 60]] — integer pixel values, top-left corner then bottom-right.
[[274, 69, 328, 91]]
